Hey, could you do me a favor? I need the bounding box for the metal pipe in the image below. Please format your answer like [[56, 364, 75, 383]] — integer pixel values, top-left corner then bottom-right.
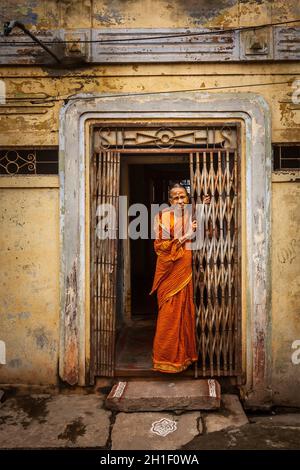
[[3, 20, 62, 64]]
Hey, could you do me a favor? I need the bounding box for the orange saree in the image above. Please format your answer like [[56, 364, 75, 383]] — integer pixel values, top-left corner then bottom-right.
[[149, 208, 198, 373]]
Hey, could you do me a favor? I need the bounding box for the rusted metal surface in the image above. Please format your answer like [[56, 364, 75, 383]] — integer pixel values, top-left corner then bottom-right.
[[190, 147, 241, 378]]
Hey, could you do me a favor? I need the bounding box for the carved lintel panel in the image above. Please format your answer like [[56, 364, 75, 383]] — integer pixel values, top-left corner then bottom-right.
[[94, 126, 237, 151]]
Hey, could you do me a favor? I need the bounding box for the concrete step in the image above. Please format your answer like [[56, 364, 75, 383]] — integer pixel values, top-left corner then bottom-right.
[[105, 379, 221, 412]]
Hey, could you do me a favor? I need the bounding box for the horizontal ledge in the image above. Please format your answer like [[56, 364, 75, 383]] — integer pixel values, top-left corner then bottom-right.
[[0, 175, 59, 188], [1, 26, 300, 65], [272, 171, 300, 182]]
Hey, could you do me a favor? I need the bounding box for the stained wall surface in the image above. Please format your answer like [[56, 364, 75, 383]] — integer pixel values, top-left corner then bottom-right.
[[0, 0, 299, 404]]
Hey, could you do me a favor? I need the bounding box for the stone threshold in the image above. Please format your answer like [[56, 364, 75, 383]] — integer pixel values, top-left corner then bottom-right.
[[105, 379, 221, 412]]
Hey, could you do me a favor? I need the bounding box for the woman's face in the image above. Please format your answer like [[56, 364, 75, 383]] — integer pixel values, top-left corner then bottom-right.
[[169, 187, 188, 209]]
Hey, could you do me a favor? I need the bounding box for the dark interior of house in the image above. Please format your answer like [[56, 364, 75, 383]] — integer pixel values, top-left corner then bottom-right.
[[115, 161, 190, 374]]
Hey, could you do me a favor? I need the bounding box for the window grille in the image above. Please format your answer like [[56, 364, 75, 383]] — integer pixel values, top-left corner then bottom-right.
[[0, 148, 58, 175], [273, 145, 300, 171]]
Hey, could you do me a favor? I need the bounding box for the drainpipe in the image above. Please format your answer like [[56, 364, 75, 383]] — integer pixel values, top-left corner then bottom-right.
[[3, 20, 62, 64]]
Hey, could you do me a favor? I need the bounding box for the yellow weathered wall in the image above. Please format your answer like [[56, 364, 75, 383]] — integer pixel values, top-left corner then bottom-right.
[[0, 1, 299, 401], [1, 0, 299, 29], [1, 62, 299, 146], [271, 178, 300, 406], [0, 177, 60, 385]]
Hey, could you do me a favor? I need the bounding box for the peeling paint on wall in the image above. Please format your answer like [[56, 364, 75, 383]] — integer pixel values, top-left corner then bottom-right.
[[0, 0, 299, 407], [62, 262, 79, 386], [276, 238, 297, 264], [0, 186, 60, 385], [272, 181, 300, 406]]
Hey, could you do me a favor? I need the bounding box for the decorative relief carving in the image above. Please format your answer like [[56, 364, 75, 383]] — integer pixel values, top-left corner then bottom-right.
[[94, 126, 237, 150]]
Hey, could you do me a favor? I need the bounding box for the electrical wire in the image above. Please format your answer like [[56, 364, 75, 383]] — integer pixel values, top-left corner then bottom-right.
[[0, 18, 299, 45], [2, 80, 295, 105]]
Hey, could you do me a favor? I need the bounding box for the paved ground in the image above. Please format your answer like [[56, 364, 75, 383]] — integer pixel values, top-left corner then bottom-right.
[[0, 388, 300, 450], [0, 393, 111, 448], [183, 415, 300, 450]]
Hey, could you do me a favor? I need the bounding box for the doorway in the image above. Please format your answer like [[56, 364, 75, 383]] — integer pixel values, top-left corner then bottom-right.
[[89, 123, 241, 380], [130, 162, 190, 319], [60, 93, 272, 405], [115, 158, 190, 374]]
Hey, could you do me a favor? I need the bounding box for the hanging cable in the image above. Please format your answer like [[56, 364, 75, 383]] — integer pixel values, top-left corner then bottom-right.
[[1, 79, 293, 105], [0, 18, 299, 46], [3, 20, 62, 63]]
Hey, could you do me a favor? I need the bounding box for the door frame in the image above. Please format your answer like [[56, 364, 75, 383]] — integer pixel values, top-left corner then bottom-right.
[[59, 92, 272, 408]]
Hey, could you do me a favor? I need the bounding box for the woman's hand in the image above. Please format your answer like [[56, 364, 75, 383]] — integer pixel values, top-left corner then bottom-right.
[[178, 220, 197, 245], [202, 194, 211, 204]]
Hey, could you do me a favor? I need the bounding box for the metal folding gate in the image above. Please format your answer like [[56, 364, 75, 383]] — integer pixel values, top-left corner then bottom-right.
[[90, 150, 120, 377], [189, 150, 241, 377], [90, 125, 241, 378]]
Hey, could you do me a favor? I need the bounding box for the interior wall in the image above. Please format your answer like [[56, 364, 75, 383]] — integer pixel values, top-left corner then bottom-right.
[[129, 165, 148, 285]]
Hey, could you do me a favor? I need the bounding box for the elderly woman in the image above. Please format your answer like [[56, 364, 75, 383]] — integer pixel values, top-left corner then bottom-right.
[[150, 183, 209, 373]]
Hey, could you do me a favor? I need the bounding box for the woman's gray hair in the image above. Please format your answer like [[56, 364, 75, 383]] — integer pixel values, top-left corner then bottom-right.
[[168, 183, 188, 200]]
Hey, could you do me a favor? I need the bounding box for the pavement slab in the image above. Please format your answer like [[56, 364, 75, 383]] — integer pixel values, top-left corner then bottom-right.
[[0, 394, 111, 448], [249, 413, 300, 427], [111, 411, 202, 450], [203, 394, 248, 433], [1, 390, 299, 451], [182, 422, 300, 450]]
